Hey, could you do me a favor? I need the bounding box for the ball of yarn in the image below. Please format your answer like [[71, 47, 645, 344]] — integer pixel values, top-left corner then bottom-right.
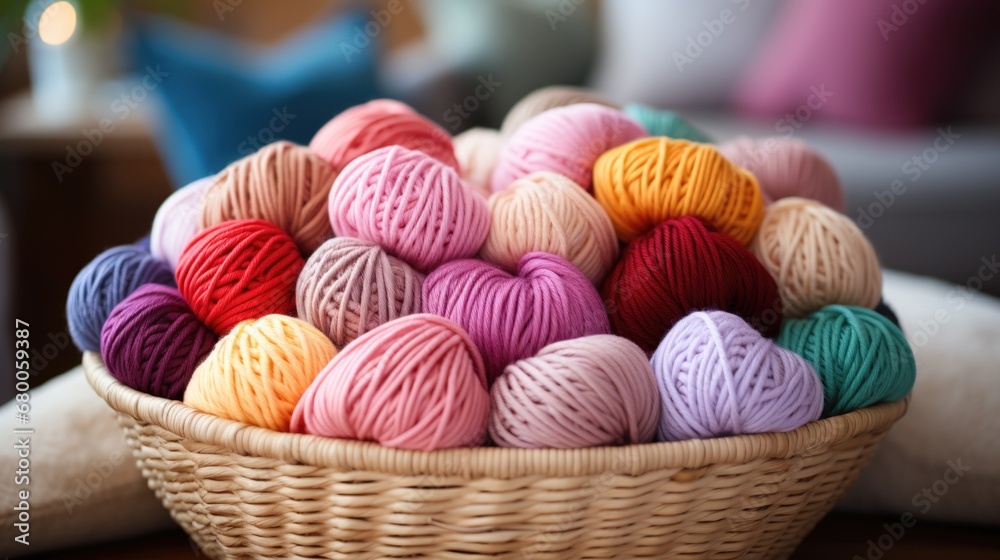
[[150, 176, 211, 269], [718, 136, 844, 211], [423, 252, 610, 382], [602, 216, 782, 353], [296, 237, 424, 348], [201, 141, 336, 254], [777, 305, 916, 417], [491, 103, 646, 193], [490, 334, 659, 449], [652, 311, 823, 441], [329, 145, 490, 273], [176, 219, 304, 335], [481, 172, 619, 286], [453, 127, 503, 198], [594, 137, 765, 244], [291, 314, 489, 451], [100, 284, 217, 399], [67, 245, 175, 352], [751, 198, 881, 317], [184, 314, 336, 431], [309, 98, 458, 171], [623, 104, 712, 142], [500, 85, 620, 137]]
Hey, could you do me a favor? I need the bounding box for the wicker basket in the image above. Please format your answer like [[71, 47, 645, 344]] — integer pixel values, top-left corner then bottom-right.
[[84, 352, 907, 560]]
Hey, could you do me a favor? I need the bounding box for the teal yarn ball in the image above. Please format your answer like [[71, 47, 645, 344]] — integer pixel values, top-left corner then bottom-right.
[[624, 104, 712, 143], [777, 305, 915, 417]]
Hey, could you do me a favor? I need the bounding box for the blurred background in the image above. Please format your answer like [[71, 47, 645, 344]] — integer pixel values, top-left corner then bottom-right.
[[0, 0, 998, 395]]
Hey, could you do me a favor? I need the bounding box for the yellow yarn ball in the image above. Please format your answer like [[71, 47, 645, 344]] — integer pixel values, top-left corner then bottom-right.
[[593, 137, 765, 244], [480, 172, 619, 286], [751, 197, 882, 317], [183, 314, 337, 431]]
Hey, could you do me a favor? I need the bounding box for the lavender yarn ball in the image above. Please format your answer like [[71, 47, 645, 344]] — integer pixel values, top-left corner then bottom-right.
[[651, 310, 823, 441], [150, 176, 212, 269], [100, 284, 217, 399], [67, 245, 175, 352]]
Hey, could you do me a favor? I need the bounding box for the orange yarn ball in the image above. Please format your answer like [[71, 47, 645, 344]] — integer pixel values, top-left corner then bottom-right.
[[184, 314, 337, 432], [200, 141, 336, 255], [593, 137, 765, 244]]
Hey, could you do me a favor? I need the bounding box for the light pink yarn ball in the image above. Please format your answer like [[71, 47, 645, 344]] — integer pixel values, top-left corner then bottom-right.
[[290, 314, 490, 451], [490, 103, 646, 193], [328, 145, 490, 273], [481, 172, 619, 286], [490, 334, 660, 449], [150, 176, 212, 269], [453, 127, 504, 199], [718, 136, 844, 211]]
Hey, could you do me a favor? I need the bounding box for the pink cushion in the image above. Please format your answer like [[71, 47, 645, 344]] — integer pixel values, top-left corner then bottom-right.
[[733, 0, 988, 128]]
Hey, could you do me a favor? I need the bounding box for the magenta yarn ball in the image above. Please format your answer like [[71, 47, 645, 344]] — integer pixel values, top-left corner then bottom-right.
[[651, 310, 824, 442], [329, 145, 490, 273], [423, 252, 611, 383], [100, 284, 218, 400], [490, 103, 646, 193]]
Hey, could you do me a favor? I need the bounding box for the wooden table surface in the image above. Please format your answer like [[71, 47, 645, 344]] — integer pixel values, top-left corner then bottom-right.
[[22, 512, 1000, 559]]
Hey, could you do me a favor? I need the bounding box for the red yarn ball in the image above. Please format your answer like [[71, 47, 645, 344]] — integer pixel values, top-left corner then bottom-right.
[[602, 216, 782, 353], [176, 219, 304, 334]]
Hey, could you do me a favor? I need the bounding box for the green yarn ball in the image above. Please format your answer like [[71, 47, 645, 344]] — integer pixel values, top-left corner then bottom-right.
[[777, 305, 915, 417], [624, 103, 712, 143]]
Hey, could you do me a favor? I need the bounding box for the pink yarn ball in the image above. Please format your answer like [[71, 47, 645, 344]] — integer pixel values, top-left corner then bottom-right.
[[490, 103, 646, 193], [291, 314, 490, 451], [490, 335, 659, 449], [423, 252, 611, 383], [718, 136, 844, 211], [150, 176, 212, 269], [309, 98, 458, 171], [328, 146, 490, 273]]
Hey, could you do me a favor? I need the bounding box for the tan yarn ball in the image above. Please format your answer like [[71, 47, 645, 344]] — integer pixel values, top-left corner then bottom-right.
[[201, 141, 337, 254], [500, 85, 620, 137], [296, 237, 424, 347], [751, 197, 882, 317], [480, 171, 619, 286], [453, 127, 503, 199]]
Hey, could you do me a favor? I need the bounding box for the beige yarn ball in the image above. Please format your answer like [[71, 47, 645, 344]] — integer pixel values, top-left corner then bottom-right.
[[480, 171, 619, 286], [751, 197, 882, 317], [296, 237, 424, 347], [453, 127, 503, 199], [500, 85, 620, 137]]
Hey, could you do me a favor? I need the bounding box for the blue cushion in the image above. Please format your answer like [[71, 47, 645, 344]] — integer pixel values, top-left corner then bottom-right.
[[132, 11, 381, 186]]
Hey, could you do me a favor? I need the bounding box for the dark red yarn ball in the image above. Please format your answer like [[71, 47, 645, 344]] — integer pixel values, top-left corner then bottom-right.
[[601, 215, 782, 353], [176, 218, 304, 334], [100, 284, 218, 400]]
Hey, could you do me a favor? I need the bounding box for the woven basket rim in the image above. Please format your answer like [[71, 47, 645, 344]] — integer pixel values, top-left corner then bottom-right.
[[83, 352, 908, 479]]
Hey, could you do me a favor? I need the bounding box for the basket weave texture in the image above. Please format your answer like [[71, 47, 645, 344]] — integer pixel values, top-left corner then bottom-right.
[[83, 352, 907, 560]]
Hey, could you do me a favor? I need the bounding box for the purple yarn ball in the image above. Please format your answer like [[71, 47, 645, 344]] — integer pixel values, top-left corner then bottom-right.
[[423, 252, 610, 384], [651, 310, 823, 441], [100, 284, 217, 399], [67, 245, 175, 352]]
